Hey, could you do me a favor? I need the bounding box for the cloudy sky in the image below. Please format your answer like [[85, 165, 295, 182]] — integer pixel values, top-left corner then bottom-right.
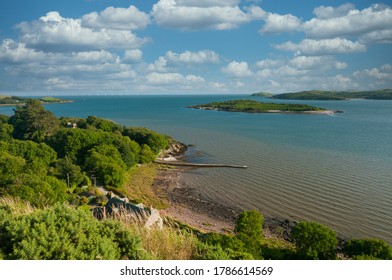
[[0, 0, 391, 94]]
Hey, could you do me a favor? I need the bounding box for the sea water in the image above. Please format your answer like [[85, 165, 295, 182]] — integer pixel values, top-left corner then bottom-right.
[[1, 95, 391, 243]]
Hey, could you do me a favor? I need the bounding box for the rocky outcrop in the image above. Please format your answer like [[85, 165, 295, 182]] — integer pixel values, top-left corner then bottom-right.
[[158, 142, 188, 160], [93, 197, 163, 230]]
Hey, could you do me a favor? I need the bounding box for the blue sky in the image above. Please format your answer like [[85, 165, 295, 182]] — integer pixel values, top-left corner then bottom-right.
[[0, 0, 391, 94]]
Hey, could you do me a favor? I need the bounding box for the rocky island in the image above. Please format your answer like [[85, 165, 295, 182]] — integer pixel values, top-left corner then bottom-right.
[[188, 99, 342, 114]]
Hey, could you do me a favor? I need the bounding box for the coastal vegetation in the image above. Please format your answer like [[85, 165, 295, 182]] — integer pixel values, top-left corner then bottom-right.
[[0, 98, 391, 260], [0, 95, 72, 106], [269, 89, 392, 100], [188, 99, 327, 113]]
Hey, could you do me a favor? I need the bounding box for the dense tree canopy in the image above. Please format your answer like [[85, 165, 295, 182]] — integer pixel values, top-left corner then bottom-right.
[[123, 127, 169, 154]]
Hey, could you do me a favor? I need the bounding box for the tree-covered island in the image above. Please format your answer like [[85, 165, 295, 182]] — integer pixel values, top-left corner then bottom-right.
[[0, 95, 73, 106], [188, 99, 342, 114]]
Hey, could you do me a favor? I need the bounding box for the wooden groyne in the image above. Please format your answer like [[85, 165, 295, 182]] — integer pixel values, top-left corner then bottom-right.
[[154, 160, 247, 169]]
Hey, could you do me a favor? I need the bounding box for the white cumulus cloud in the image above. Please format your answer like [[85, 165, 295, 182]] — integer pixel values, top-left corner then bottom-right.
[[151, 0, 265, 30], [16, 11, 148, 52], [222, 61, 252, 77], [81, 5, 150, 30], [303, 4, 392, 39], [289, 56, 347, 70], [260, 13, 302, 34], [275, 38, 366, 56], [123, 49, 143, 63], [0, 39, 45, 63], [313, 3, 356, 19]]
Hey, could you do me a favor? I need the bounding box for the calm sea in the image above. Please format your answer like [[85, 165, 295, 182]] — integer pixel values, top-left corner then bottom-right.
[[1, 95, 392, 243]]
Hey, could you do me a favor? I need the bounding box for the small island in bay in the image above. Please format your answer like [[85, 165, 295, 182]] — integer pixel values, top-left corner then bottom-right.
[[267, 89, 392, 100], [251, 91, 273, 98], [0, 95, 73, 106], [188, 99, 342, 114]]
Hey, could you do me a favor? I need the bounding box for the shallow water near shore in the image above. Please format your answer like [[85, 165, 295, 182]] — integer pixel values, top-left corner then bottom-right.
[[1, 95, 391, 243]]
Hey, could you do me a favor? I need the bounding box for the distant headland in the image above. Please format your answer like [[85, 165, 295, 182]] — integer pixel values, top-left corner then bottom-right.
[[188, 99, 343, 114], [0, 96, 73, 106], [252, 89, 392, 100]]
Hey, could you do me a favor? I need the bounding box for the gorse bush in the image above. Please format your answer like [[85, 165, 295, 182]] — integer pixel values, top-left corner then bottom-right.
[[0, 204, 144, 260]]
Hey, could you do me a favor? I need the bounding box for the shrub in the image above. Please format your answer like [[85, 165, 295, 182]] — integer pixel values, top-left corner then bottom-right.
[[193, 241, 254, 260], [345, 238, 392, 260], [7, 175, 68, 207], [193, 242, 231, 260], [0, 204, 143, 260], [291, 221, 337, 260]]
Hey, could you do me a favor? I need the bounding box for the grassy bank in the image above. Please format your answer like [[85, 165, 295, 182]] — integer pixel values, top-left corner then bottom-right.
[[106, 164, 170, 209]]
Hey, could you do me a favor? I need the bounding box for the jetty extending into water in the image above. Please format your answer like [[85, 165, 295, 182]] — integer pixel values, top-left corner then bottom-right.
[[154, 160, 247, 169]]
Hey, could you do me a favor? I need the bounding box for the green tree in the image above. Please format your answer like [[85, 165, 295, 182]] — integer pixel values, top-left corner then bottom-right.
[[4, 139, 57, 166], [47, 128, 140, 167], [84, 149, 126, 188], [345, 238, 392, 260], [140, 144, 156, 163], [9, 99, 60, 142], [123, 127, 169, 154], [235, 210, 264, 240], [55, 157, 86, 187], [291, 221, 338, 260], [85, 115, 123, 133], [234, 210, 264, 258]]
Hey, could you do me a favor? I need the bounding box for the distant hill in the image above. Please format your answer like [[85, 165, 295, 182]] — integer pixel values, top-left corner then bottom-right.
[[251, 92, 273, 97], [271, 89, 392, 100]]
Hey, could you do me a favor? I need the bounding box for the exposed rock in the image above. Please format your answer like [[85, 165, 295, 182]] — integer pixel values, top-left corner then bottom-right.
[[158, 142, 188, 160]]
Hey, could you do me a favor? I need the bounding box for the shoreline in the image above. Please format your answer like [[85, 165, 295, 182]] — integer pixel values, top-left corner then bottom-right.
[[153, 165, 302, 239], [152, 143, 356, 246], [154, 143, 241, 233], [153, 144, 297, 238], [153, 165, 240, 234]]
